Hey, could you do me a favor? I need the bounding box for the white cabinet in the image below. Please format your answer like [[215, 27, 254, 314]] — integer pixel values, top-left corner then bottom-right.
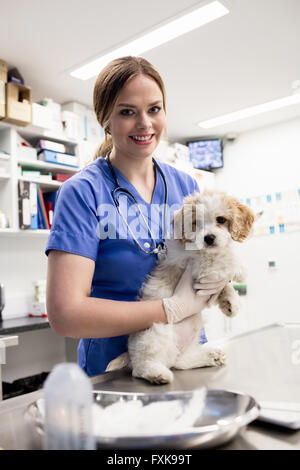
[[0, 335, 19, 400], [0, 122, 81, 235]]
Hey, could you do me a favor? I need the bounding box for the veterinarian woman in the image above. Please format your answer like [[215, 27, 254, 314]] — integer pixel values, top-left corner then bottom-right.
[[45, 56, 227, 376]]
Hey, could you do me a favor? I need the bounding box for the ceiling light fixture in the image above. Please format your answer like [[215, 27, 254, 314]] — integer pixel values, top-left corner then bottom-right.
[[198, 93, 300, 129], [70, 1, 229, 80]]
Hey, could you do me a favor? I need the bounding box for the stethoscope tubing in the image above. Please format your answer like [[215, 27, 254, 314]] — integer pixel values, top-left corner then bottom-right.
[[105, 153, 168, 255]]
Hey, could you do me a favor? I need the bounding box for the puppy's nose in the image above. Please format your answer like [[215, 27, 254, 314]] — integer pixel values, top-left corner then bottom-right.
[[204, 234, 216, 246]]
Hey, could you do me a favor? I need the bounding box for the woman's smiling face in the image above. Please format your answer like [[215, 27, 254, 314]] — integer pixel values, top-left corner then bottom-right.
[[108, 74, 166, 161]]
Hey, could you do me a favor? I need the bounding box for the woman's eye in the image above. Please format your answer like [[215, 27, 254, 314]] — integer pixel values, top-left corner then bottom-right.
[[120, 109, 134, 116], [216, 216, 227, 224], [149, 106, 161, 114]]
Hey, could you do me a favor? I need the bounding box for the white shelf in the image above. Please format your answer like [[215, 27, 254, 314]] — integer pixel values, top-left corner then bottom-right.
[[18, 176, 62, 190], [18, 159, 79, 174], [18, 229, 51, 235], [0, 228, 17, 234], [0, 228, 50, 235], [0, 153, 10, 161], [0, 173, 11, 180], [20, 126, 79, 145], [0, 121, 79, 146]]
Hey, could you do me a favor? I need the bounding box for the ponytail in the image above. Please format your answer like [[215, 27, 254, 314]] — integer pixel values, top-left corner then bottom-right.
[[93, 133, 113, 160]]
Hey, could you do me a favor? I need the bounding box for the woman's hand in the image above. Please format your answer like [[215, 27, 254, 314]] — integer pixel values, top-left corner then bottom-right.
[[162, 261, 226, 324], [193, 273, 229, 307]]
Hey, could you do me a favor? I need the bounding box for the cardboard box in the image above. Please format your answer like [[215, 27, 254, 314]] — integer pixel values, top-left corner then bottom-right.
[[3, 82, 31, 126], [0, 80, 5, 118], [0, 60, 7, 83]]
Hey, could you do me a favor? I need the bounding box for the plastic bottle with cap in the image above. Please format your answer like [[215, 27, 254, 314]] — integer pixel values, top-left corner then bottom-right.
[[44, 362, 95, 450]]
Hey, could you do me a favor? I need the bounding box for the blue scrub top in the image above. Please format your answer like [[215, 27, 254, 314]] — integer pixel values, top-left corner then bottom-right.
[[45, 156, 207, 376]]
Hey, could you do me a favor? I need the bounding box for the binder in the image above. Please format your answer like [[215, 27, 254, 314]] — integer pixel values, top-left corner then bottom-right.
[[38, 139, 66, 153], [37, 196, 45, 229], [52, 173, 73, 182], [45, 201, 53, 227], [30, 182, 38, 229], [18, 180, 31, 229], [37, 188, 50, 229], [37, 149, 78, 167], [44, 190, 58, 213]]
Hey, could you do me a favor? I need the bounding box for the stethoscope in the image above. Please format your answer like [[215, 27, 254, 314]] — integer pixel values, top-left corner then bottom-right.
[[106, 152, 168, 257]]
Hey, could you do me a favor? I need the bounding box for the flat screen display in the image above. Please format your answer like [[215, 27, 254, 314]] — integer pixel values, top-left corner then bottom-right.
[[187, 138, 223, 170]]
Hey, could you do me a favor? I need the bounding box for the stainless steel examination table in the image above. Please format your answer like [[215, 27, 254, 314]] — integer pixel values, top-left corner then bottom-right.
[[0, 323, 299, 450]]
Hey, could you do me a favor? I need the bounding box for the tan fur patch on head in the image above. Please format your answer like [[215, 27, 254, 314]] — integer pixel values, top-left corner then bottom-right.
[[222, 195, 255, 242]]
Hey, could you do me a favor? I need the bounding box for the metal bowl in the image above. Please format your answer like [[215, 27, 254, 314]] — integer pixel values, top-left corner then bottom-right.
[[25, 389, 259, 450]]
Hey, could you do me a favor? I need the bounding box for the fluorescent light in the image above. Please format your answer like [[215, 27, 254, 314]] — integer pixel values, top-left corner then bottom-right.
[[198, 93, 300, 129], [71, 1, 229, 80]]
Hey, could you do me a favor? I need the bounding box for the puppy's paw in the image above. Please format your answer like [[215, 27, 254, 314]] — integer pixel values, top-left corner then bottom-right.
[[132, 362, 174, 385], [149, 369, 174, 385], [208, 348, 227, 366], [219, 297, 239, 317]]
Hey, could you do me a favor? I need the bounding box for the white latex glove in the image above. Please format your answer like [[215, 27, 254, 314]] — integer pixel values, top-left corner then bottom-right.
[[162, 261, 226, 324], [193, 273, 229, 308]]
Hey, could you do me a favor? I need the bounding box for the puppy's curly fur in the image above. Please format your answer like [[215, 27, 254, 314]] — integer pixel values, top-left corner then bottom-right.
[[106, 191, 255, 384]]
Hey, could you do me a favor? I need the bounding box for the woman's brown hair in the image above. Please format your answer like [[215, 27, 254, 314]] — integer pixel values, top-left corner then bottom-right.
[[93, 56, 167, 160]]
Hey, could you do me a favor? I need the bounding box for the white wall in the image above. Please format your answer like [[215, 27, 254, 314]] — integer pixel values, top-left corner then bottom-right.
[[0, 235, 62, 382], [204, 117, 300, 341], [0, 235, 48, 318], [216, 117, 300, 197]]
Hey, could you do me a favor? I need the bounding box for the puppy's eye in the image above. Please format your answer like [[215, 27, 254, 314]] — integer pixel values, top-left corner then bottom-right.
[[216, 216, 227, 224]]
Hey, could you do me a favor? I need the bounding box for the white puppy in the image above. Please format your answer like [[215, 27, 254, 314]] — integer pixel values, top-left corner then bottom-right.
[[106, 191, 255, 384]]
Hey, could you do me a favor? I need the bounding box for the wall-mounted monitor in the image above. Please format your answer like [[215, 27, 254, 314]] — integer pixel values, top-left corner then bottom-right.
[[187, 138, 223, 170]]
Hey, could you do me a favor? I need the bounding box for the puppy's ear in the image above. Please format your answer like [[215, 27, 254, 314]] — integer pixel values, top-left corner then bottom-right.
[[225, 196, 255, 242]]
